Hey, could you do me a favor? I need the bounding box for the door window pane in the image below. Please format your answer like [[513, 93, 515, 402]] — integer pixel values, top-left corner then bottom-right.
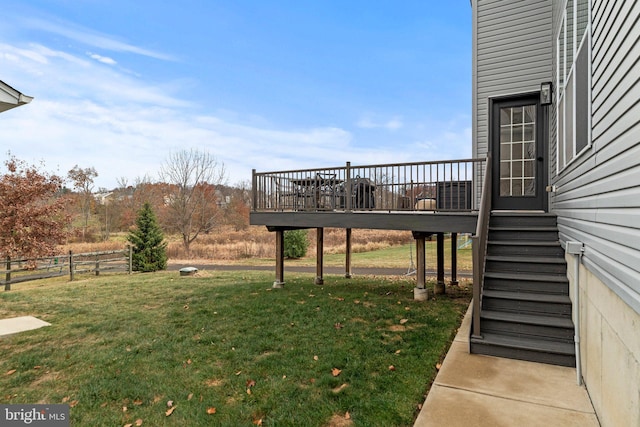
[[513, 108, 523, 124], [499, 105, 537, 197], [512, 143, 524, 160], [524, 124, 535, 141], [513, 125, 524, 142]]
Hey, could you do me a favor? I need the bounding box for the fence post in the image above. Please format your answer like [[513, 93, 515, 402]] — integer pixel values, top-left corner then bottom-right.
[[128, 245, 133, 274], [95, 258, 100, 276], [69, 250, 74, 281], [5, 256, 10, 291]]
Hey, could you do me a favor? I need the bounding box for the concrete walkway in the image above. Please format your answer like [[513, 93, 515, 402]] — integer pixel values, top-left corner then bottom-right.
[[0, 316, 50, 337], [414, 305, 600, 426]]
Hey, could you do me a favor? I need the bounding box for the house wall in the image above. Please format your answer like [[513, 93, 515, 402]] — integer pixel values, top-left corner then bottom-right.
[[568, 255, 640, 427], [551, 1, 640, 425], [472, 0, 552, 161]]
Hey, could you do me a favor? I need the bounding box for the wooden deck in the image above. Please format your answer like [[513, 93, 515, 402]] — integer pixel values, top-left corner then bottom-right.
[[250, 210, 478, 234], [250, 158, 488, 292]]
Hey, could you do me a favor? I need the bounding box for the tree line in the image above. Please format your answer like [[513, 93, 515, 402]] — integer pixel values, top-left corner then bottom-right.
[[0, 149, 251, 263]]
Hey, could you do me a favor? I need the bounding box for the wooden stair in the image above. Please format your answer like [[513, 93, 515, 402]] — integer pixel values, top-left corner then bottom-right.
[[470, 212, 576, 367]]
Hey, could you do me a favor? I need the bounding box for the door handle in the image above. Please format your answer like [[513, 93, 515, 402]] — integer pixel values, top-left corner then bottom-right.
[[537, 157, 544, 162]]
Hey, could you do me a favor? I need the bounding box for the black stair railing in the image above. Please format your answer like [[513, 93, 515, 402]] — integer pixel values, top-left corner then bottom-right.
[[472, 153, 491, 339]]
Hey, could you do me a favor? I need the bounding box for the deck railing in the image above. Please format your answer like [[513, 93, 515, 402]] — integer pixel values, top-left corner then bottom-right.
[[252, 158, 487, 213]]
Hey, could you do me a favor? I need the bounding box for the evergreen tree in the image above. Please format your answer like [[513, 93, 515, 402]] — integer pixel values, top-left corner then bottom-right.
[[127, 202, 168, 272], [284, 229, 309, 259]]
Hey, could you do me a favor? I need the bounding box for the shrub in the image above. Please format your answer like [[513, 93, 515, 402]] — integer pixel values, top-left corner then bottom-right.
[[284, 229, 309, 259]]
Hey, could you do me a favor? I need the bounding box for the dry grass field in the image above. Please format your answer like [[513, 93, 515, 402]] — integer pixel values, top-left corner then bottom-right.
[[59, 226, 416, 264]]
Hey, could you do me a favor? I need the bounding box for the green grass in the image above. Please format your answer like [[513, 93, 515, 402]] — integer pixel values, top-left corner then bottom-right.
[[229, 239, 473, 271], [0, 271, 471, 426]]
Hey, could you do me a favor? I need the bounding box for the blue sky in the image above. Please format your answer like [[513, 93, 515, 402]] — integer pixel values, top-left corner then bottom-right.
[[0, 1, 471, 189]]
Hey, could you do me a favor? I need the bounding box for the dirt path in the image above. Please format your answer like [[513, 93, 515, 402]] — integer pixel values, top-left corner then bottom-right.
[[168, 263, 472, 278]]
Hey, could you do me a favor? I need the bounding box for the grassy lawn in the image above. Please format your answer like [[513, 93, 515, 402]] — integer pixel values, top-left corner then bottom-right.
[[215, 240, 473, 271], [0, 271, 471, 426]]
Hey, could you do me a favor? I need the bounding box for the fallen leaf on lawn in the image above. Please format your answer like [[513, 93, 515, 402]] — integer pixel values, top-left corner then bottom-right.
[[313, 355, 319, 361], [310, 378, 316, 384], [62, 396, 70, 403], [399, 319, 408, 325], [395, 350, 402, 355], [166, 400, 173, 408], [124, 424, 132, 427], [133, 399, 143, 406], [436, 363, 442, 370], [282, 375, 287, 379], [206, 407, 216, 415], [187, 393, 193, 401], [389, 365, 396, 371], [253, 418, 263, 425], [100, 402, 108, 408], [337, 297, 345, 301], [235, 371, 242, 376], [33, 366, 42, 370], [331, 368, 342, 377], [246, 379, 256, 388], [246, 388, 252, 395], [5, 369, 16, 376], [186, 359, 192, 365], [69, 400, 79, 408], [165, 406, 177, 417], [334, 322, 343, 329], [332, 383, 349, 393], [184, 304, 189, 310], [135, 419, 143, 426], [345, 411, 351, 419], [122, 406, 128, 412], [354, 300, 360, 304]]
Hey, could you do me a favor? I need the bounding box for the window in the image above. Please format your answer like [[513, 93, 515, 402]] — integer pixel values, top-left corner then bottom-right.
[[557, 0, 591, 172], [500, 105, 537, 197]]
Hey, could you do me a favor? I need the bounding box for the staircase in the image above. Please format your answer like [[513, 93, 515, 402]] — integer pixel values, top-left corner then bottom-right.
[[470, 212, 576, 367]]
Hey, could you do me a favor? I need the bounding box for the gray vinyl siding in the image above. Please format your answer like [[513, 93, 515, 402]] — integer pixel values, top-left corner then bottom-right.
[[472, 0, 552, 162], [551, 1, 640, 314]]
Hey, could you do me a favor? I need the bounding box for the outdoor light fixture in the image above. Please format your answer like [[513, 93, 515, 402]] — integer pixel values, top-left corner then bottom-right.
[[540, 81, 553, 105]]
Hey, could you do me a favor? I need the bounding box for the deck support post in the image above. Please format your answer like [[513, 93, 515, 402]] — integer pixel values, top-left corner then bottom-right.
[[435, 233, 446, 294], [412, 232, 428, 301], [450, 232, 459, 285], [315, 227, 324, 285], [345, 228, 352, 278], [273, 229, 285, 288]]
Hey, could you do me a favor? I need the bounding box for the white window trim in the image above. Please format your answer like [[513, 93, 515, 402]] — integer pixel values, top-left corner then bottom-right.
[[556, 0, 592, 174]]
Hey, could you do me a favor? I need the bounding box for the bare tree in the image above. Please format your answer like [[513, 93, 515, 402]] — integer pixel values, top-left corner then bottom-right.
[[67, 165, 98, 241], [224, 181, 251, 231], [159, 149, 227, 253]]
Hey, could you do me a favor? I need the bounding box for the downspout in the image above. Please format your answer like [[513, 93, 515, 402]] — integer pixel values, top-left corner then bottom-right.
[[566, 241, 584, 386]]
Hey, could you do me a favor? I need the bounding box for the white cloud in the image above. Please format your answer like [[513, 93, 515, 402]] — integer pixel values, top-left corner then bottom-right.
[[0, 37, 359, 187], [22, 16, 175, 61], [356, 115, 404, 130], [88, 52, 117, 65], [0, 31, 470, 190]]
